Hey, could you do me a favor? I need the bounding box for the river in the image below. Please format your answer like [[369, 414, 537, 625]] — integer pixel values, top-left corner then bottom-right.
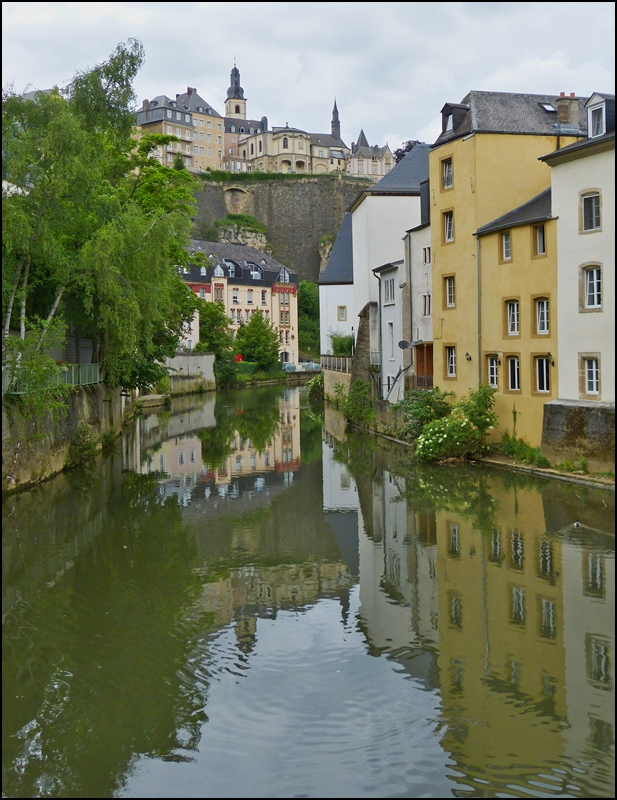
[[2, 386, 614, 798]]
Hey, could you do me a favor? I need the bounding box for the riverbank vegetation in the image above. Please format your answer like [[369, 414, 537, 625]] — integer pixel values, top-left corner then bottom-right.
[[2, 38, 199, 406]]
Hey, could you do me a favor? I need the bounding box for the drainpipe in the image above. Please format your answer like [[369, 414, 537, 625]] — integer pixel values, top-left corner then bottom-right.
[[374, 272, 383, 400], [475, 233, 482, 386]]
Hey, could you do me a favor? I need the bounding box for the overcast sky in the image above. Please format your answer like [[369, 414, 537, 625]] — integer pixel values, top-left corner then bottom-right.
[[3, 2, 615, 149]]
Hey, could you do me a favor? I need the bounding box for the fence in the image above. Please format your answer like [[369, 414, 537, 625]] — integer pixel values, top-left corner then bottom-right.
[[2, 363, 102, 395], [320, 355, 352, 373]]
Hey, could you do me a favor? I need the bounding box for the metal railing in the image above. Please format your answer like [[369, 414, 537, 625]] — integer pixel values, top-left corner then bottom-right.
[[2, 363, 102, 395], [320, 355, 352, 373]]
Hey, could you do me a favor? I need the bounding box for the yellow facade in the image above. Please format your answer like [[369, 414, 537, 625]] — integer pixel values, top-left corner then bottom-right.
[[478, 219, 558, 444], [431, 131, 582, 444], [190, 111, 224, 172]]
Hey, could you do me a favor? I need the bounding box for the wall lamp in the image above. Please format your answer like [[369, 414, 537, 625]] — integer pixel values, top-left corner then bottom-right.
[[546, 352, 555, 366], [488, 353, 502, 365], [465, 352, 472, 361]]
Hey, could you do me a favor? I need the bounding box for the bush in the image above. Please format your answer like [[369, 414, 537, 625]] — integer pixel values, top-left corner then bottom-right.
[[333, 379, 374, 425], [215, 213, 267, 234], [397, 387, 454, 442], [501, 431, 551, 467], [331, 334, 353, 356], [235, 361, 259, 375], [306, 371, 324, 400], [65, 424, 98, 469]]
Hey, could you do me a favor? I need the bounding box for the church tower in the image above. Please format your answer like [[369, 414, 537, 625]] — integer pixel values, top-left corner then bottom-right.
[[225, 63, 247, 119], [331, 99, 341, 140]]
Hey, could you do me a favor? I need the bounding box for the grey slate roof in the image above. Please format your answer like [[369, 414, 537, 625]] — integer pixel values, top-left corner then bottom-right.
[[317, 213, 353, 285], [540, 130, 615, 163], [225, 117, 266, 133], [476, 188, 552, 236], [309, 132, 349, 149], [188, 239, 295, 280], [175, 87, 222, 117], [433, 91, 588, 147], [367, 143, 430, 193]]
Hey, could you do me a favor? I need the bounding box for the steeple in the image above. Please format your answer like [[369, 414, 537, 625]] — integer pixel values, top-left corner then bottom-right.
[[331, 98, 340, 140], [225, 63, 247, 119]]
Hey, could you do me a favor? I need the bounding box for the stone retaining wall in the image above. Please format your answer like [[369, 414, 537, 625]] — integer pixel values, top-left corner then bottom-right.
[[541, 399, 615, 472]]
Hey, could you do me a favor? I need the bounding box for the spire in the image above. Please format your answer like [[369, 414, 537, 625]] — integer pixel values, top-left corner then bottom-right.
[[356, 129, 369, 148], [331, 97, 340, 140], [227, 63, 245, 99]]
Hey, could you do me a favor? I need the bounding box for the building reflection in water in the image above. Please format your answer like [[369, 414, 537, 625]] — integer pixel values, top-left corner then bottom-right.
[[323, 411, 614, 796]]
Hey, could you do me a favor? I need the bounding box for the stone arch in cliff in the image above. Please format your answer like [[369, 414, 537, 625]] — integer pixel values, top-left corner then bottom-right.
[[223, 186, 250, 214]]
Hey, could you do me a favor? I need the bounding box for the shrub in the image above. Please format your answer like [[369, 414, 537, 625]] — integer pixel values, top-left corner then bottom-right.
[[333, 379, 374, 425], [397, 387, 454, 442], [306, 371, 324, 400], [501, 431, 551, 467], [331, 334, 354, 356], [65, 424, 98, 469]]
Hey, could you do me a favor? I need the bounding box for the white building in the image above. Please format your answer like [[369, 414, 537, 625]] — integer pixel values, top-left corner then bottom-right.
[[372, 260, 406, 402], [350, 145, 429, 396], [541, 93, 615, 403], [318, 212, 355, 355]]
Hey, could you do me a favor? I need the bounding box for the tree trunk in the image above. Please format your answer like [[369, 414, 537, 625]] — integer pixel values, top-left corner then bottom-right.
[[33, 285, 65, 353], [19, 260, 30, 340], [3, 259, 24, 343]]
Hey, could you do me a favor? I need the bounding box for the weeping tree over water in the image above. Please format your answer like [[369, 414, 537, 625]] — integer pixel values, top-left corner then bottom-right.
[[2, 39, 198, 394]]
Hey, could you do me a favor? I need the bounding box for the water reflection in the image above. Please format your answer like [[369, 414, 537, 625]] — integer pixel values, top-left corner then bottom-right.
[[2, 389, 614, 798]]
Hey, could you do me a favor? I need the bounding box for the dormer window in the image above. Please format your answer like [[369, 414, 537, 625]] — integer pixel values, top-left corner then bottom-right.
[[200, 266, 207, 276], [214, 265, 224, 277], [589, 104, 605, 137], [278, 267, 290, 284], [240, 127, 245, 133], [445, 113, 453, 132], [230, 125, 235, 133]]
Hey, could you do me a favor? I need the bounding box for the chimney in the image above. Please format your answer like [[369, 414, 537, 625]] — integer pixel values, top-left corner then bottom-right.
[[142, 99, 149, 111], [557, 93, 578, 125], [188, 87, 196, 94]]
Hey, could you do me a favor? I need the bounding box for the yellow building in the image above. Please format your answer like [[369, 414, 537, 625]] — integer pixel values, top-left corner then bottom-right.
[[136, 94, 196, 169], [185, 239, 300, 365], [430, 91, 586, 442], [475, 190, 558, 444], [174, 87, 225, 172]]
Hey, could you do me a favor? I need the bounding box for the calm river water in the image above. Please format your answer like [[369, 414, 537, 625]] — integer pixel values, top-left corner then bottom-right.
[[2, 386, 615, 798]]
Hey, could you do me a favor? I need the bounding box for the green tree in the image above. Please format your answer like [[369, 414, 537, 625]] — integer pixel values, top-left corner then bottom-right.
[[194, 299, 236, 386], [234, 311, 280, 371], [2, 40, 198, 393], [297, 280, 320, 355]]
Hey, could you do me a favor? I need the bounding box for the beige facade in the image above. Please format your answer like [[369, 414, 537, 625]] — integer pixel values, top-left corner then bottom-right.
[[136, 95, 196, 169]]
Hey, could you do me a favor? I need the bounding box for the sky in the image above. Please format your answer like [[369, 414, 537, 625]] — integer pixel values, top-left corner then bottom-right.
[[3, 2, 615, 149]]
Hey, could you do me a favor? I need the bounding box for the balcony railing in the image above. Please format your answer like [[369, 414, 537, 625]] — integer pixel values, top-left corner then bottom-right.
[[320, 355, 352, 373], [2, 363, 103, 395]]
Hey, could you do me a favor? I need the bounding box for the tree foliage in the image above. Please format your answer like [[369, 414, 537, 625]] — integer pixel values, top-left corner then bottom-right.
[[393, 139, 423, 163], [194, 299, 237, 386], [234, 311, 280, 371], [297, 280, 320, 354], [2, 39, 198, 393]]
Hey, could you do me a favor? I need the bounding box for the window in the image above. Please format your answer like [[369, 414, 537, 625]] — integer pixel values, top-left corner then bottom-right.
[[193, 146, 198, 154], [444, 211, 454, 242], [536, 357, 550, 392], [176, 127, 181, 136], [213, 286, 223, 302], [261, 290, 267, 305], [384, 277, 395, 304], [536, 298, 549, 334], [185, 145, 190, 154], [245, 310, 250, 323], [446, 346, 456, 377], [388, 322, 394, 358], [166, 125, 172, 134], [422, 293, 431, 317], [283, 137, 288, 149], [501, 231, 512, 261], [589, 104, 605, 137], [213, 265, 224, 277], [449, 524, 460, 556], [176, 112, 181, 121], [508, 356, 520, 391], [319, 149, 324, 158], [507, 300, 519, 335], [207, 147, 211, 157], [337, 306, 347, 321], [178, 451, 185, 465], [246, 289, 253, 305], [445, 113, 453, 131], [585, 267, 602, 308], [167, 154, 173, 163], [533, 224, 546, 256], [422, 246, 431, 265], [232, 289, 239, 304], [487, 355, 498, 388], [585, 357, 599, 394], [199, 288, 205, 299], [511, 587, 525, 626], [583, 193, 601, 231], [166, 110, 172, 118], [445, 276, 455, 307], [200, 266, 207, 276], [442, 157, 453, 189]]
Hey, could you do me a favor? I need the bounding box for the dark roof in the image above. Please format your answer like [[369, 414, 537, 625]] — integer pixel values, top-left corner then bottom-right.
[[188, 240, 296, 284], [476, 188, 552, 236], [373, 259, 404, 274], [368, 144, 429, 193], [433, 91, 588, 147], [309, 132, 349, 149], [175, 88, 222, 118], [318, 213, 353, 285], [225, 117, 265, 133], [356, 130, 369, 148], [540, 131, 615, 165]]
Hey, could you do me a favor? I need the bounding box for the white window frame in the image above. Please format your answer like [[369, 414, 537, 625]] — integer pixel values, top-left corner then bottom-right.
[[508, 356, 520, 391], [384, 277, 395, 305], [502, 231, 512, 261], [507, 301, 519, 335], [443, 158, 453, 189], [247, 289, 253, 305], [422, 293, 431, 317], [536, 357, 550, 393], [444, 211, 454, 242], [536, 298, 549, 334], [445, 276, 455, 307], [535, 224, 546, 255], [422, 246, 431, 265], [583, 193, 601, 231], [232, 289, 239, 304], [589, 104, 605, 138], [585, 358, 600, 394], [446, 346, 456, 377], [585, 267, 602, 308], [200, 265, 207, 277], [488, 356, 498, 388]]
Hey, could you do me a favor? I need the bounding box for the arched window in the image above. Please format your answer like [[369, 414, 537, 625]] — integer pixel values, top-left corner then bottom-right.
[[250, 143, 254, 155], [214, 265, 224, 277], [230, 125, 235, 133], [240, 127, 245, 134], [259, 141, 262, 152], [283, 137, 289, 149], [200, 266, 207, 276], [235, 104, 240, 114]]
